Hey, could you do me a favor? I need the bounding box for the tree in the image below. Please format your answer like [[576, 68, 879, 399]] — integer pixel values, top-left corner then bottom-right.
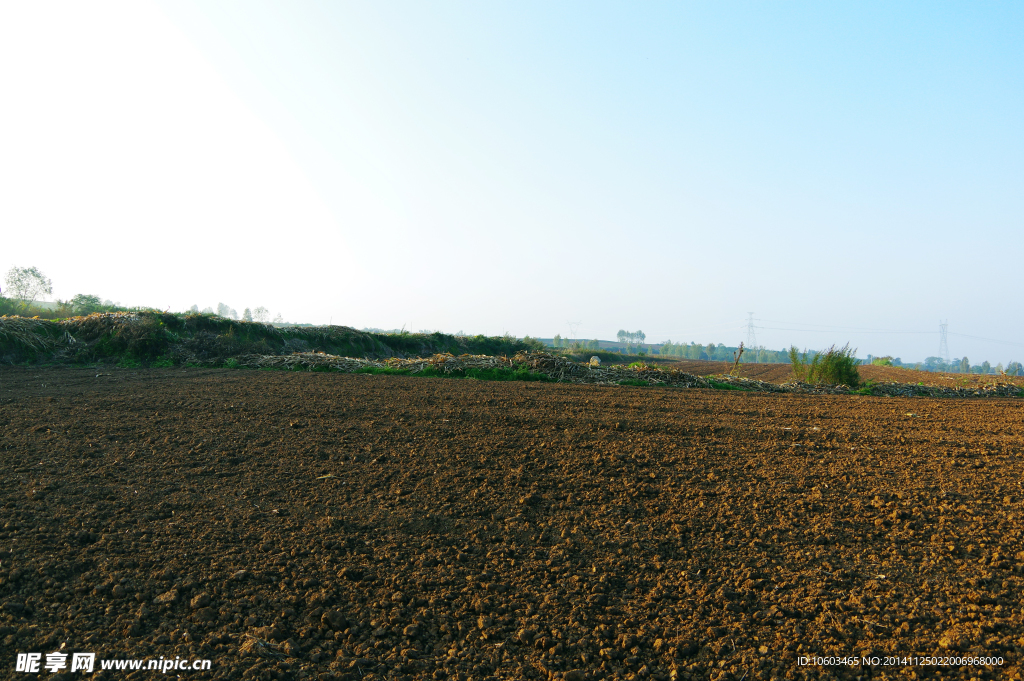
[[4, 266, 53, 303], [216, 302, 238, 319], [242, 308, 253, 322], [253, 306, 269, 323], [553, 334, 562, 348], [189, 304, 199, 313], [705, 342, 715, 361], [960, 357, 970, 373], [71, 294, 102, 314]]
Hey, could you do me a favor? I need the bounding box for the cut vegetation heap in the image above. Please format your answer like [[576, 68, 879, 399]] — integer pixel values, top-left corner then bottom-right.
[[0, 312, 544, 366], [2, 313, 1021, 398]]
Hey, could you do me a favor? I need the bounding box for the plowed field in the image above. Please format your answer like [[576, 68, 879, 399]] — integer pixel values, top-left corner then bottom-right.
[[2, 367, 1023, 681], [660, 360, 1024, 390]]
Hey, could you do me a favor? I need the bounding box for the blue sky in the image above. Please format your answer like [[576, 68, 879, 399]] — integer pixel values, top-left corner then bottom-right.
[[1, 2, 1021, 363]]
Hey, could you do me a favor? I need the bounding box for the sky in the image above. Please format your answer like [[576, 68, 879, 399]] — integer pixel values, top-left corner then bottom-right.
[[1, 1, 1022, 363]]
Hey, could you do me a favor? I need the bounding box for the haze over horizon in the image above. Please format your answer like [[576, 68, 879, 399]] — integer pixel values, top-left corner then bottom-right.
[[2, 2, 1021, 364]]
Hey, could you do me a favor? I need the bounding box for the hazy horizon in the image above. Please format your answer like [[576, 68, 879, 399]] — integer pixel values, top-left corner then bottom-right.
[[2, 2, 1021, 364]]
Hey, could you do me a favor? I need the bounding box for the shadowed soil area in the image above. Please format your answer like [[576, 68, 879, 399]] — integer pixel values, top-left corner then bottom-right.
[[1, 367, 1023, 680]]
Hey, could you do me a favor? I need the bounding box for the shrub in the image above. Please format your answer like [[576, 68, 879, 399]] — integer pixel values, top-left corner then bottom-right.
[[789, 344, 861, 387]]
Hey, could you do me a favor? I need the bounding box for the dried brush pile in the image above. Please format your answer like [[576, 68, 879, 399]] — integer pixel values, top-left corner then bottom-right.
[[235, 351, 715, 388], [232, 350, 1024, 398], [0, 316, 76, 357], [3, 313, 1021, 399]]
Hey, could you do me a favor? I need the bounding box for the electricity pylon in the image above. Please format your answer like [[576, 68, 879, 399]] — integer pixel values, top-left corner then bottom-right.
[[747, 312, 758, 363], [939, 320, 949, 365]]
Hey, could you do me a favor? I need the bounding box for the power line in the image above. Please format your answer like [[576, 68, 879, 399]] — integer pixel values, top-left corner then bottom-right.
[[756, 319, 934, 334], [753, 320, 1024, 351], [755, 326, 932, 335], [948, 332, 1024, 349]]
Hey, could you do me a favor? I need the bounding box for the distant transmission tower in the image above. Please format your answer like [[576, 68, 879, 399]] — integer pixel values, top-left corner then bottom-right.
[[938, 320, 949, 365], [746, 312, 758, 363]]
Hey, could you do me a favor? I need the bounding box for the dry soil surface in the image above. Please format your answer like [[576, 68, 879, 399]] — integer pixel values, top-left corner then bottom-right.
[[2, 367, 1024, 681]]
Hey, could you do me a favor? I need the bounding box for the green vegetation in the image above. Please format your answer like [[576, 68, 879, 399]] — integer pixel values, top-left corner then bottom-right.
[[462, 366, 551, 382], [354, 366, 413, 376], [618, 379, 651, 387], [789, 344, 862, 388], [871, 356, 894, 366], [854, 379, 878, 396], [706, 378, 751, 391], [357, 365, 552, 382]]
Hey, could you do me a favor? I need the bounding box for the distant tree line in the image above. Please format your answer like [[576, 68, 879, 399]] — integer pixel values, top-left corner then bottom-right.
[[552, 334, 600, 351], [660, 340, 792, 363], [188, 303, 277, 324], [884, 352, 1019, 374]]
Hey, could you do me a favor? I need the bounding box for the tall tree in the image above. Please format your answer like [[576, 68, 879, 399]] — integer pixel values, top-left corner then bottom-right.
[[4, 266, 52, 303], [71, 294, 102, 314]]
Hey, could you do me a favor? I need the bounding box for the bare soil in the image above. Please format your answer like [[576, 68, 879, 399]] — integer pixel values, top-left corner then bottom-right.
[[2, 367, 1023, 681]]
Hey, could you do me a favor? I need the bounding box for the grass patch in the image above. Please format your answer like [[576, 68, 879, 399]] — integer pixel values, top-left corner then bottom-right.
[[354, 366, 413, 376], [355, 365, 550, 382], [707, 379, 750, 391], [463, 366, 550, 382], [854, 379, 878, 396], [618, 379, 651, 387]]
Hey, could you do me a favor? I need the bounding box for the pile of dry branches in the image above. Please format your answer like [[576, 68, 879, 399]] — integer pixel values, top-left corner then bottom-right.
[[0, 316, 76, 352]]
